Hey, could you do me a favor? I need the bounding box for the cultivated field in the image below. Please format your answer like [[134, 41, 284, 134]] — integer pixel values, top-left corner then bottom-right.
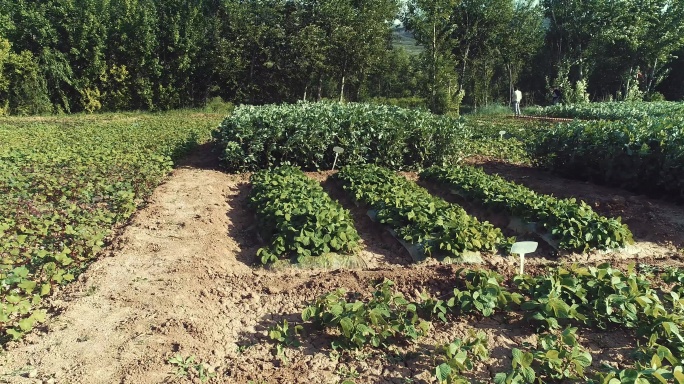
[[1, 104, 684, 383]]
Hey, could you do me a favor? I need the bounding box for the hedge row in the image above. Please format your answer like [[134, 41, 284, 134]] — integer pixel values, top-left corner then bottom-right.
[[534, 117, 684, 201], [214, 102, 470, 172]]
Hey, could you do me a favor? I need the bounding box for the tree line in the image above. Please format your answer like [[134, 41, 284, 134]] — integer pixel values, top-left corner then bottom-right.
[[0, 0, 682, 116]]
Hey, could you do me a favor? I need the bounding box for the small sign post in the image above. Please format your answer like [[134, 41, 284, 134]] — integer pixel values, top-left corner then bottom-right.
[[510, 241, 538, 275], [499, 130, 506, 140], [332, 146, 344, 171]]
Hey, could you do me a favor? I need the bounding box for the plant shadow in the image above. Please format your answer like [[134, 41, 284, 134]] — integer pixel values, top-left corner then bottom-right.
[[176, 140, 222, 171], [225, 181, 260, 267]]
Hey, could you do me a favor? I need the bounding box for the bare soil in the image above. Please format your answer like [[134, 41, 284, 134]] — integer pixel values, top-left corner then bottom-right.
[[1, 146, 683, 384]]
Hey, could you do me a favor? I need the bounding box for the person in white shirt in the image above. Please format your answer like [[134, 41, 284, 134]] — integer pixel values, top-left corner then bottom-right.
[[513, 88, 523, 116]]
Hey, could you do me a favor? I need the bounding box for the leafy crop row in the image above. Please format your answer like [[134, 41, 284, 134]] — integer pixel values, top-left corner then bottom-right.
[[454, 265, 684, 382], [420, 165, 633, 251], [435, 265, 684, 382], [535, 117, 684, 200], [525, 101, 684, 121], [276, 265, 684, 383], [335, 164, 512, 260], [214, 102, 535, 172], [214, 102, 462, 171], [0, 112, 217, 341], [248, 166, 361, 264]]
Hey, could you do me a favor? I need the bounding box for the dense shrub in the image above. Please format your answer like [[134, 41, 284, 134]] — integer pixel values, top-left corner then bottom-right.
[[214, 102, 468, 172], [524, 101, 684, 121], [535, 117, 684, 201]]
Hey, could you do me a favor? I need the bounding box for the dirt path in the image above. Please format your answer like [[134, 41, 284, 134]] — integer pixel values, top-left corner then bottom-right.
[[1, 147, 684, 384], [0, 147, 443, 384]]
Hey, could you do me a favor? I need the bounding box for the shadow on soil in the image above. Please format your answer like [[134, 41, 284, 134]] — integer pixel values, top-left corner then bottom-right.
[[320, 177, 413, 266], [225, 181, 260, 266], [176, 140, 222, 171]]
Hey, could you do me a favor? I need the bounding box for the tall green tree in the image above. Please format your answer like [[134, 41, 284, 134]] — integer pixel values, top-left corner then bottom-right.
[[587, 0, 684, 99], [499, 0, 544, 104], [403, 0, 461, 113]]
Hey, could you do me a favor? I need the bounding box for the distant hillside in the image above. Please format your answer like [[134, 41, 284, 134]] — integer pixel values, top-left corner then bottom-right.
[[392, 27, 423, 55]]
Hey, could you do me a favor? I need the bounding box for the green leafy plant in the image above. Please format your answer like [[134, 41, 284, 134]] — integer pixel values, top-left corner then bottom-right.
[[515, 264, 663, 331], [168, 354, 216, 383], [435, 330, 489, 384], [336, 365, 361, 380], [448, 269, 522, 317], [268, 319, 303, 363], [494, 348, 536, 384], [301, 279, 430, 350], [592, 362, 684, 384], [495, 327, 592, 383], [249, 166, 362, 264], [534, 327, 592, 381], [418, 291, 448, 323]]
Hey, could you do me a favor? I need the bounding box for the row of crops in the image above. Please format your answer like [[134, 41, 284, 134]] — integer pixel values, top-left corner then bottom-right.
[[525, 101, 684, 121], [219, 101, 684, 203], [532, 110, 684, 201], [248, 164, 633, 268], [214, 102, 534, 171], [0, 112, 217, 341], [420, 166, 633, 252], [271, 264, 684, 383], [249, 166, 362, 267]]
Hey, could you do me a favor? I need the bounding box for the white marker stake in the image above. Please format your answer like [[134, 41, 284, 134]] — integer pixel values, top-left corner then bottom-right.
[[510, 241, 538, 275], [332, 146, 344, 171], [499, 130, 506, 140]]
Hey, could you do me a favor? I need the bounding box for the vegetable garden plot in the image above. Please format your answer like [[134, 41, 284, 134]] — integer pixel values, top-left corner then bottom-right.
[[2, 134, 684, 383], [272, 264, 684, 383], [420, 165, 633, 253], [248, 166, 364, 268], [214, 103, 536, 172], [336, 165, 512, 263]]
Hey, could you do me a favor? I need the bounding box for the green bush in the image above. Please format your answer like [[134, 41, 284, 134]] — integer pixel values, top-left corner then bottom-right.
[[213, 102, 467, 172], [644, 92, 667, 102], [535, 117, 684, 201], [203, 96, 234, 114]]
